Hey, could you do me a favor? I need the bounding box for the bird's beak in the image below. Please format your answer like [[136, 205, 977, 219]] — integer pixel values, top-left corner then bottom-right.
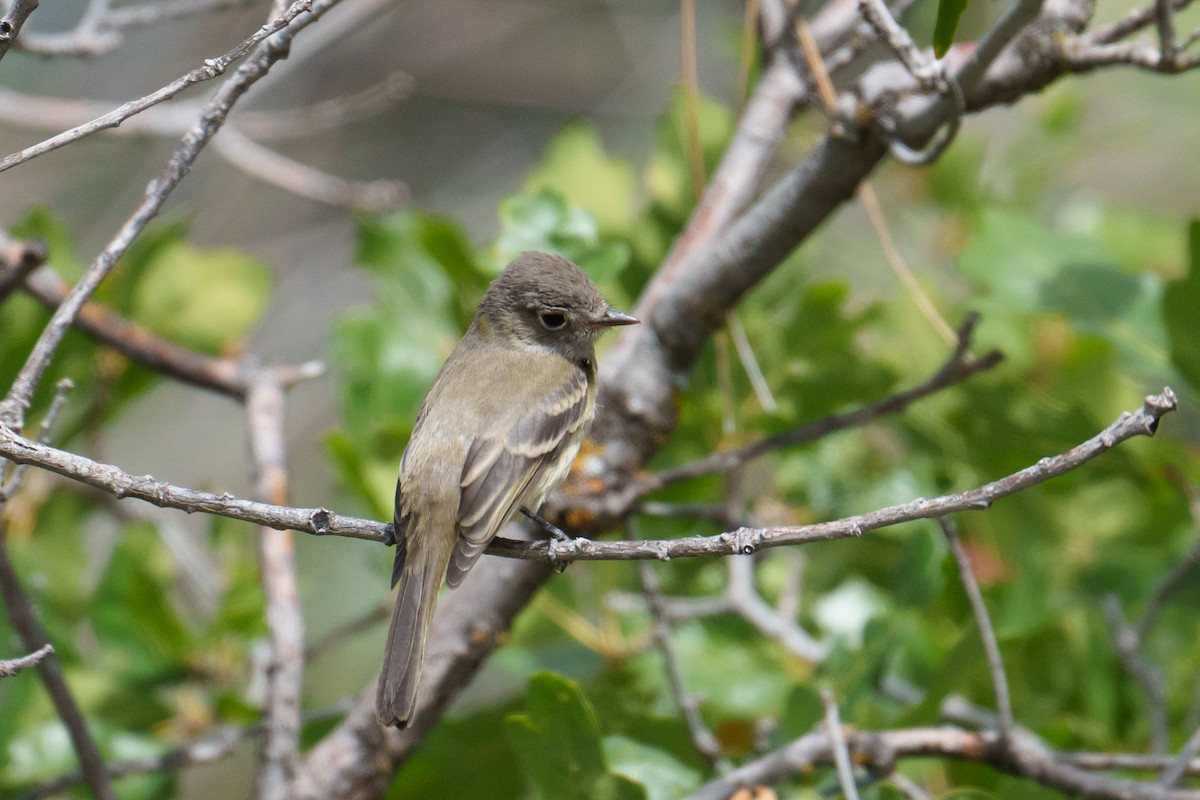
[[592, 309, 639, 328]]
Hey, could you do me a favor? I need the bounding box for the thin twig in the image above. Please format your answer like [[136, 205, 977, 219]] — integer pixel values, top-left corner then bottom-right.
[[641, 562, 727, 769], [1105, 596, 1170, 754], [0, 0, 313, 175], [727, 555, 825, 661], [637, 314, 1000, 494], [213, 126, 408, 210], [683, 724, 1200, 800], [940, 517, 1014, 746], [20, 267, 323, 400], [304, 601, 390, 664], [888, 772, 932, 800], [726, 312, 777, 412], [1089, 0, 1193, 44], [233, 71, 414, 140], [1161, 727, 1200, 787], [0, 0, 338, 430], [0, 232, 48, 303], [1135, 483, 1200, 640], [680, 0, 707, 199], [954, 0, 1046, 92], [858, 183, 957, 343], [857, 0, 945, 88], [822, 688, 861, 800], [0, 519, 116, 800], [0, 378, 73, 501], [0, 0, 309, 424], [0, 642, 53, 678], [247, 372, 303, 800], [1063, 751, 1200, 775], [18, 702, 353, 800]]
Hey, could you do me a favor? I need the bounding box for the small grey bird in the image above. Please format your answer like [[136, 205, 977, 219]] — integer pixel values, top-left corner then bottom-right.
[[376, 251, 637, 728]]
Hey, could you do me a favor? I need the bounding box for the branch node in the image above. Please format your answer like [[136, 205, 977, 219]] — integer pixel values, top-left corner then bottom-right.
[[310, 508, 332, 534]]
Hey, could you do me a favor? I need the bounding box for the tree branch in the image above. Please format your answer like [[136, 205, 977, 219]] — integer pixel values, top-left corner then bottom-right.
[[0, 642, 53, 678], [0, 0, 331, 429], [0, 390, 1178, 563], [0, 519, 115, 800], [940, 517, 1014, 745], [684, 725, 1200, 800], [246, 373, 303, 800], [633, 314, 1000, 497], [497, 389, 1178, 562], [19, 266, 322, 401], [0, 232, 47, 303], [0, 0, 40, 62], [641, 561, 727, 769]]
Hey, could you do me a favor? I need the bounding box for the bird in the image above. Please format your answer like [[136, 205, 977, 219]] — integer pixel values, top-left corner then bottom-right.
[[375, 251, 638, 728]]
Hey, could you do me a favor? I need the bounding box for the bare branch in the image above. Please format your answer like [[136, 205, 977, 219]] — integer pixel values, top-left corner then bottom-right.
[[1105, 596, 1170, 754], [0, 377, 72, 501], [1155, 0, 1178, 63], [955, 0, 1046, 92], [0, 389, 1178, 564], [0, 0, 340, 430], [634, 314, 1001, 497], [509, 389, 1180, 562], [0, 0, 313, 175], [822, 688, 861, 800], [1135, 483, 1200, 640], [19, 702, 352, 800], [1161, 728, 1200, 787], [213, 126, 408, 211], [0, 232, 47, 303], [246, 373, 303, 800], [1064, 751, 1200, 776], [641, 561, 727, 769], [233, 71, 413, 139], [684, 724, 1200, 800], [0, 0, 40, 62], [304, 601, 390, 664], [105, 0, 263, 28], [0, 421, 387, 540], [0, 519, 115, 800], [0, 642, 53, 678], [1090, 0, 1192, 43], [940, 517, 1014, 745], [18, 267, 323, 400], [857, 0, 945, 89]]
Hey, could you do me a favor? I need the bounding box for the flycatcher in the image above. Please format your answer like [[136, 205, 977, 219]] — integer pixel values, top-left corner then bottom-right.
[[376, 251, 637, 728]]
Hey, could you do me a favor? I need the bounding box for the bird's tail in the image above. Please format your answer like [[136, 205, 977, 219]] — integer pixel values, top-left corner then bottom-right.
[[375, 537, 450, 728]]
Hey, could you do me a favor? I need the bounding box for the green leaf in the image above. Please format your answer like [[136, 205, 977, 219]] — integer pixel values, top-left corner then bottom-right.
[[131, 242, 271, 353], [1162, 219, 1200, 391], [506, 673, 647, 800], [603, 736, 701, 800], [933, 0, 968, 57], [487, 189, 631, 288], [525, 121, 640, 238]]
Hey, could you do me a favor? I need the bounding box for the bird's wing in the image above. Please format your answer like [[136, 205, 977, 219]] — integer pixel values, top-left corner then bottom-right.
[[447, 363, 591, 587]]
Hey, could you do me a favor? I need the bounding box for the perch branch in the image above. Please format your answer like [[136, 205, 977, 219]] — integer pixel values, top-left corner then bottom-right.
[[0, 390, 1178, 562]]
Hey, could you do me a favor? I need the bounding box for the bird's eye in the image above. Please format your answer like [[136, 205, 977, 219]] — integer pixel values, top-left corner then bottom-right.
[[539, 311, 567, 330]]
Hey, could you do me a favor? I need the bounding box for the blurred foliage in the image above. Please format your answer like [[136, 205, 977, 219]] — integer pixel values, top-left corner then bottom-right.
[[2, 74, 1200, 800]]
